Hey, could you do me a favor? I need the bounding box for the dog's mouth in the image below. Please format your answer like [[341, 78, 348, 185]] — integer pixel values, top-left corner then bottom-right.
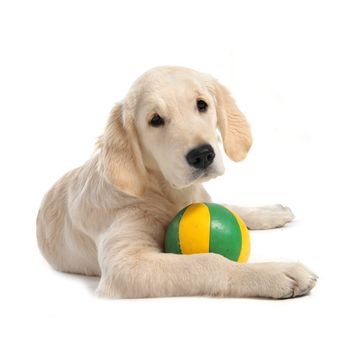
[[192, 169, 208, 180], [169, 167, 221, 189], [191, 167, 218, 182], [168, 160, 224, 189]]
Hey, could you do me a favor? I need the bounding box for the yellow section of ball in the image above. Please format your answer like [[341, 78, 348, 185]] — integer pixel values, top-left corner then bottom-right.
[[179, 203, 210, 254]]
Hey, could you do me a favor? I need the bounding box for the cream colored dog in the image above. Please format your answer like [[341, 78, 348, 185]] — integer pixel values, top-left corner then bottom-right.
[[37, 66, 317, 299]]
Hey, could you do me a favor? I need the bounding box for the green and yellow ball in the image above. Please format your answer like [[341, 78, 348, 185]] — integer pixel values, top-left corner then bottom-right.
[[165, 203, 250, 262]]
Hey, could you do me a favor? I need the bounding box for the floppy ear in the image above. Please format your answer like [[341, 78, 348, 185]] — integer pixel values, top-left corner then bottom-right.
[[97, 103, 147, 197], [211, 80, 252, 162]]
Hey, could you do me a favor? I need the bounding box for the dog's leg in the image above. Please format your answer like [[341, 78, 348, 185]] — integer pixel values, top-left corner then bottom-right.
[[197, 187, 294, 230], [95, 210, 316, 299], [225, 204, 295, 230]]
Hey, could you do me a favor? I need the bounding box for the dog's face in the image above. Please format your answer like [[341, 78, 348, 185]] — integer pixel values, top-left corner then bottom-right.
[[133, 69, 225, 189], [99, 67, 252, 197]]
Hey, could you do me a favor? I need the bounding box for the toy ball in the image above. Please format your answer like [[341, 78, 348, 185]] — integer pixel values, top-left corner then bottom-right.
[[165, 202, 250, 262]]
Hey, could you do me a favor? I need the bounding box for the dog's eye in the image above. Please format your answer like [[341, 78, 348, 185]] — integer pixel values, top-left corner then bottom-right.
[[197, 99, 208, 112], [150, 114, 165, 127]]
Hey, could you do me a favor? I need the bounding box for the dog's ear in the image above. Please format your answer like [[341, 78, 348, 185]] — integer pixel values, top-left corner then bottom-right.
[[97, 103, 147, 197], [211, 79, 252, 162]]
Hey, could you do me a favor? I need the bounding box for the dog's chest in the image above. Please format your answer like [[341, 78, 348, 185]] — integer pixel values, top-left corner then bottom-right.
[[141, 184, 205, 228]]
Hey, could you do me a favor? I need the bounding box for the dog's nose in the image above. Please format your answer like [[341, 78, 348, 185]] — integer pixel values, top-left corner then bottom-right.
[[186, 144, 215, 169]]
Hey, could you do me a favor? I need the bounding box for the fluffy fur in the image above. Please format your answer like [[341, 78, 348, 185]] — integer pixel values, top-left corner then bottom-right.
[[37, 66, 317, 298]]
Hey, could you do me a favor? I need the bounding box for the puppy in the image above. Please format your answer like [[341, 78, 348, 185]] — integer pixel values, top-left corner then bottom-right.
[[37, 66, 317, 298]]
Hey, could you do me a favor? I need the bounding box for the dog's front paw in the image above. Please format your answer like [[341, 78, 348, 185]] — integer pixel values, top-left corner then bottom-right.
[[244, 204, 295, 230], [252, 262, 318, 299]]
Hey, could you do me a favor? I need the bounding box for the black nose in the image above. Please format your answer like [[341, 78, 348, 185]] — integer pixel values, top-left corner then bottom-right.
[[186, 144, 215, 169]]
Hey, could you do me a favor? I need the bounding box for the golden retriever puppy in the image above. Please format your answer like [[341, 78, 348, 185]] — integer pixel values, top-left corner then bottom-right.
[[36, 66, 317, 298]]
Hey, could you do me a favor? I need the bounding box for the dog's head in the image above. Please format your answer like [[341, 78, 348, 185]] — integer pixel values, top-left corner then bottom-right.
[[98, 66, 252, 197]]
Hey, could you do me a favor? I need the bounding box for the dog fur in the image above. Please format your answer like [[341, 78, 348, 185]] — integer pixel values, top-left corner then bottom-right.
[[36, 66, 317, 298]]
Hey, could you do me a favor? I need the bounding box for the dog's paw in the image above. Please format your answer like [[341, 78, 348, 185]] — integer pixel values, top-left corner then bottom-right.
[[244, 204, 295, 230], [253, 262, 318, 299]]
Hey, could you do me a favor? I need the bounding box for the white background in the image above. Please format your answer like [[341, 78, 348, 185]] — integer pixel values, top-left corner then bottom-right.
[[1, 0, 349, 349]]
